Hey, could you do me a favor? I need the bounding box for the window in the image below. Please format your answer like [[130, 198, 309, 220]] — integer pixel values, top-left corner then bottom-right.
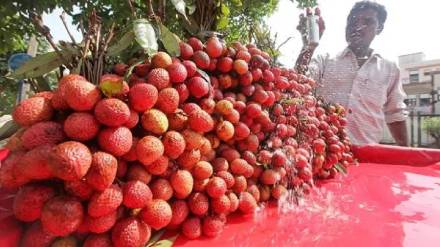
[[419, 98, 431, 106], [404, 98, 417, 107], [409, 71, 419, 83]]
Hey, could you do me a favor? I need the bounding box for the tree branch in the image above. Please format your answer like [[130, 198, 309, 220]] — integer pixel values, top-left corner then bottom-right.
[[60, 11, 77, 44], [126, 0, 137, 18], [146, 0, 155, 19]]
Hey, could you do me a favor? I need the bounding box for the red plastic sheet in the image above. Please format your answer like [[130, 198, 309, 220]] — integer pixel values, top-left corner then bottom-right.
[[1, 145, 440, 247]]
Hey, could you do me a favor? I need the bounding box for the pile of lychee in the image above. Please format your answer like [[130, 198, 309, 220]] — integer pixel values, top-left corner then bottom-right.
[[0, 36, 355, 247]]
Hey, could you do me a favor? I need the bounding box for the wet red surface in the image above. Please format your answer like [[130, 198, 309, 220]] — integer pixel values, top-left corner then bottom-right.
[[1, 145, 439, 247]]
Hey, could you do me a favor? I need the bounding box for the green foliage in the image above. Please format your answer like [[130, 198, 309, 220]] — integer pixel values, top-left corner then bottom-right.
[[422, 117, 440, 139]]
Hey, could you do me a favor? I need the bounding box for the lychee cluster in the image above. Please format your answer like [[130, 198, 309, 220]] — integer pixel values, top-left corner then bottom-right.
[[1, 36, 355, 246]]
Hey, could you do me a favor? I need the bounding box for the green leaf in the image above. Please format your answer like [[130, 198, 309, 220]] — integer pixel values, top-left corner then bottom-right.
[[196, 68, 211, 84], [171, 0, 188, 20], [9, 49, 77, 80], [149, 234, 178, 247], [231, 0, 242, 6], [220, 3, 230, 16], [334, 163, 347, 174], [108, 30, 136, 56], [216, 16, 229, 30], [159, 23, 181, 57], [133, 19, 158, 56], [146, 230, 166, 247]]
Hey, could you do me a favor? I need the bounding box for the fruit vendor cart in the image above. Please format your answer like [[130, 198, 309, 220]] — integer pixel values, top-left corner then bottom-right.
[[1, 144, 439, 247]]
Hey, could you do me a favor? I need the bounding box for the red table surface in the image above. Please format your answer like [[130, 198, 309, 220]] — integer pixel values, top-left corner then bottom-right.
[[1, 145, 440, 247]]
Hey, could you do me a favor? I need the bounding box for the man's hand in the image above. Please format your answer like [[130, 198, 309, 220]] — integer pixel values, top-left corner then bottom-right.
[[387, 121, 409, 146], [296, 7, 326, 49]]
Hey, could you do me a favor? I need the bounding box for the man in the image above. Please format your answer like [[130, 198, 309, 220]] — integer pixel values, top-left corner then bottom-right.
[[295, 1, 408, 146]]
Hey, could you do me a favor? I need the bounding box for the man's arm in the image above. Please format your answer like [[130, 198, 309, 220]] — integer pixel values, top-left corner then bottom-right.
[[295, 46, 317, 75], [384, 65, 409, 146], [388, 121, 408, 146]]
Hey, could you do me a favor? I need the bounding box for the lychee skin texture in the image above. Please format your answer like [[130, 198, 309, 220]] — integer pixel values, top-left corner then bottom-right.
[[136, 136, 164, 166], [182, 217, 202, 239], [85, 151, 118, 191], [179, 42, 194, 60], [168, 200, 189, 227], [112, 217, 151, 247], [94, 98, 130, 127], [162, 131, 186, 159], [83, 233, 113, 247], [64, 179, 94, 201], [21, 222, 56, 247], [239, 191, 257, 214], [146, 156, 169, 175], [98, 127, 133, 157], [188, 192, 209, 216], [124, 109, 139, 129], [64, 79, 102, 111], [156, 88, 180, 114], [150, 178, 173, 201], [122, 180, 153, 209], [140, 199, 172, 230], [202, 216, 224, 237], [182, 60, 197, 78], [129, 83, 158, 112], [21, 121, 64, 150], [41, 196, 84, 237], [86, 210, 118, 234], [167, 62, 188, 83], [187, 77, 209, 98], [48, 141, 92, 181], [20, 144, 53, 180], [193, 51, 210, 69], [12, 97, 53, 126], [170, 170, 194, 199], [64, 112, 100, 141], [141, 109, 169, 135], [88, 184, 123, 217], [13, 184, 56, 222], [188, 110, 214, 133], [147, 68, 170, 90], [206, 177, 227, 198], [151, 51, 172, 69], [51, 89, 69, 110]]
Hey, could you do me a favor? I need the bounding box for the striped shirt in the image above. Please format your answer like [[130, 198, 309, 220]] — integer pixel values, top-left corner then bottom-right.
[[310, 48, 407, 146]]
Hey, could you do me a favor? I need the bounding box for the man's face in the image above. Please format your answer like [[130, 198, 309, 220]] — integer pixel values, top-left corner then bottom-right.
[[346, 8, 380, 49]]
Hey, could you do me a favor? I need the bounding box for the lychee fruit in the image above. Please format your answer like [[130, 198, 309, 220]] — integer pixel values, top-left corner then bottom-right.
[[140, 199, 172, 230], [187, 76, 209, 98], [146, 156, 169, 176], [156, 88, 180, 114], [150, 178, 173, 200], [193, 51, 210, 69], [64, 112, 100, 141], [98, 127, 133, 156], [85, 151, 118, 191], [182, 217, 201, 239], [129, 83, 158, 112], [12, 97, 53, 126], [141, 109, 169, 135], [88, 184, 123, 217], [188, 192, 209, 216], [167, 62, 188, 83], [112, 217, 151, 247], [41, 196, 84, 236], [64, 79, 102, 111], [19, 144, 53, 180], [21, 121, 64, 150], [13, 184, 55, 222], [122, 180, 152, 209], [86, 210, 118, 234], [170, 170, 194, 199], [179, 42, 194, 59], [188, 110, 214, 133], [147, 68, 170, 90], [94, 98, 130, 127], [48, 141, 92, 181], [151, 51, 172, 68], [206, 177, 227, 198], [136, 136, 164, 166]]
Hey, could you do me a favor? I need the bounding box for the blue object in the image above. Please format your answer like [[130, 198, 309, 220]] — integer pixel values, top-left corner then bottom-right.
[[8, 53, 32, 71]]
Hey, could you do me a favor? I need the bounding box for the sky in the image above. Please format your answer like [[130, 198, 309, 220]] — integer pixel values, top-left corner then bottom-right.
[[43, 0, 440, 67]]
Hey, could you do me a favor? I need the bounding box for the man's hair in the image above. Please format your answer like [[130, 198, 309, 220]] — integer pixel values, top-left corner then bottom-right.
[[347, 1, 387, 31]]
